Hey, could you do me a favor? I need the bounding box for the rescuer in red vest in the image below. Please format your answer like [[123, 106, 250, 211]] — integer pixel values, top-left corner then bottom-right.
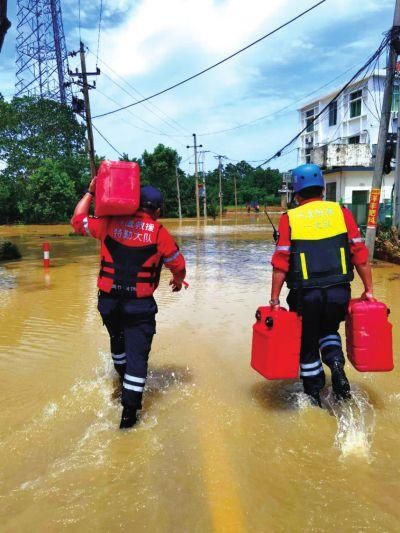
[[71, 181, 186, 428], [270, 164, 374, 407]]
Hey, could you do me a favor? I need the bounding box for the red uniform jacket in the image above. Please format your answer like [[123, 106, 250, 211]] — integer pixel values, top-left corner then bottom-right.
[[71, 210, 186, 297], [271, 200, 369, 273]]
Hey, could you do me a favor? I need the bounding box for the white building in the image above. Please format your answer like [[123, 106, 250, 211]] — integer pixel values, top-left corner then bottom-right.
[[297, 70, 398, 224]]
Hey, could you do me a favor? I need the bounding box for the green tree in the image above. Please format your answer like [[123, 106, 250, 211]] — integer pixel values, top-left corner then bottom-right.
[[0, 95, 86, 181], [18, 159, 77, 223], [0, 95, 90, 222], [141, 144, 182, 217]]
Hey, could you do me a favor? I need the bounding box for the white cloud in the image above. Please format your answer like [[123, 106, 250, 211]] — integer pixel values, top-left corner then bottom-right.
[[2, 0, 395, 172]]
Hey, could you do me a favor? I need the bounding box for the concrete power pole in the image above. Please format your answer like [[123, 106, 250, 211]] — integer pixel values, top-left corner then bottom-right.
[[175, 165, 182, 219], [234, 174, 238, 213], [69, 42, 100, 178], [187, 133, 202, 219], [214, 155, 227, 217], [365, 1, 400, 258], [394, 101, 400, 229], [198, 151, 210, 219]]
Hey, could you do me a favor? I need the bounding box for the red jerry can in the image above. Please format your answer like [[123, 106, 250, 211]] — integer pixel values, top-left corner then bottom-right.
[[346, 299, 394, 372], [95, 161, 140, 217], [251, 306, 301, 380]]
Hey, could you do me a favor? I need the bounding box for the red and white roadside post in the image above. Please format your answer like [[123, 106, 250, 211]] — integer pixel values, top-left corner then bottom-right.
[[43, 242, 50, 268]]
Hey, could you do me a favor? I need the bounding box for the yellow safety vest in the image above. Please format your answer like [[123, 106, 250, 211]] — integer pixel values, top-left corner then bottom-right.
[[286, 201, 353, 289]]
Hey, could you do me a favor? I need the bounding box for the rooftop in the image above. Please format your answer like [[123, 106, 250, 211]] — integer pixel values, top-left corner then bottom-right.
[[298, 69, 387, 111]]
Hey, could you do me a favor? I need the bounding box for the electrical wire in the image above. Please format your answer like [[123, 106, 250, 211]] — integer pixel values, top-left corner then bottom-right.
[[320, 52, 380, 150], [197, 59, 370, 137], [91, 48, 362, 141], [92, 122, 124, 158], [93, 0, 327, 119], [94, 86, 189, 150], [95, 0, 103, 69], [88, 50, 190, 135], [78, 0, 81, 41], [96, 69, 187, 139], [257, 30, 393, 168], [95, 86, 175, 136]]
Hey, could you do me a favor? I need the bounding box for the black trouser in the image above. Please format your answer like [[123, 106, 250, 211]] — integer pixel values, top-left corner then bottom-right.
[[98, 291, 157, 409], [287, 284, 351, 395]]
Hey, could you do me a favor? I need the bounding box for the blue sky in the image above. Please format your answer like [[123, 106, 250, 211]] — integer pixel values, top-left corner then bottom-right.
[[0, 0, 395, 174]]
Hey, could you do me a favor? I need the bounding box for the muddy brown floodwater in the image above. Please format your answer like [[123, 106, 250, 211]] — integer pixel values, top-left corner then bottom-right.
[[0, 215, 400, 532]]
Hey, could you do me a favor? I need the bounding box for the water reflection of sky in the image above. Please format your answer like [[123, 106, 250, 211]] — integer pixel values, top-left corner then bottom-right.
[[177, 231, 275, 285]]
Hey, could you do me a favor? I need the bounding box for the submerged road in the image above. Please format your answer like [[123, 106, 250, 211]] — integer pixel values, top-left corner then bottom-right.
[[0, 216, 399, 531]]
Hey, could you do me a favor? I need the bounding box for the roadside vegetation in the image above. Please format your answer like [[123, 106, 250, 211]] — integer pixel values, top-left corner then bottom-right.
[[0, 95, 282, 224], [0, 241, 21, 261], [375, 225, 400, 264]]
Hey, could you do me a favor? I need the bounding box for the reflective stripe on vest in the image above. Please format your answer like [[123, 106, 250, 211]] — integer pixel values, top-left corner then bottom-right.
[[286, 201, 353, 289]]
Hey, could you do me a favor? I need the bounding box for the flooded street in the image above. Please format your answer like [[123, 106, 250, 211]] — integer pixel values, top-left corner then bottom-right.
[[0, 216, 400, 532]]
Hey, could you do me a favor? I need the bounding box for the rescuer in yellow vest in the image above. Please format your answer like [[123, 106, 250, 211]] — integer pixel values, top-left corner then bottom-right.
[[270, 164, 374, 406]]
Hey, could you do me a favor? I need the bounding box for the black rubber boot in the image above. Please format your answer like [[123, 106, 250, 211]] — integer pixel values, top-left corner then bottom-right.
[[119, 406, 138, 429], [306, 390, 322, 408], [331, 361, 351, 401]]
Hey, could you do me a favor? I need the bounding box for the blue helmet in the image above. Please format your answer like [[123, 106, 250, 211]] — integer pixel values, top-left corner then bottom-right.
[[291, 164, 324, 193], [140, 185, 164, 210]]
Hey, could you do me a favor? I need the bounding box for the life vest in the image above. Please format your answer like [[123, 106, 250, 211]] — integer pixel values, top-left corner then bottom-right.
[[286, 200, 354, 289], [97, 215, 163, 298]]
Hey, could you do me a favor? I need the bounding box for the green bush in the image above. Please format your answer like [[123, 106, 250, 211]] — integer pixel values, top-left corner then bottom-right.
[[18, 159, 77, 223], [0, 241, 21, 260]]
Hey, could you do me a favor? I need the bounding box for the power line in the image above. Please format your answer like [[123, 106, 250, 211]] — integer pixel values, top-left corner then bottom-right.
[[257, 31, 391, 168], [94, 85, 189, 149], [78, 0, 81, 41], [92, 122, 123, 158], [89, 50, 190, 135], [96, 70, 186, 138], [197, 60, 370, 137], [95, 0, 104, 69], [95, 86, 176, 136], [93, 0, 327, 119]]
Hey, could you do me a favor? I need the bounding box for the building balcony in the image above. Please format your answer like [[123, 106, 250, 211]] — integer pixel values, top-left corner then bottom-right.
[[310, 143, 372, 168]]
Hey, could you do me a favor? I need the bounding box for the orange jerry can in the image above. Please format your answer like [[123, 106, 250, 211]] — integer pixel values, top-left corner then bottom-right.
[[95, 160, 140, 217], [251, 306, 301, 380], [346, 299, 394, 372]]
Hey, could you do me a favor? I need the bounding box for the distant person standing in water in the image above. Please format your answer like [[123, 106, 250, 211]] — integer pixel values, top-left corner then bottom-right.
[[269, 164, 374, 406], [71, 180, 186, 429]]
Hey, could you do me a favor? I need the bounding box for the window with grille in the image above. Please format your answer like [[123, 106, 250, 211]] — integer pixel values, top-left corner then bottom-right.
[[325, 182, 337, 201], [305, 108, 315, 133], [329, 100, 337, 126], [349, 90, 362, 118]]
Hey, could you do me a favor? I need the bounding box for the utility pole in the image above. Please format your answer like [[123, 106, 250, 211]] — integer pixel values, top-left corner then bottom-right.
[[198, 151, 210, 219], [0, 0, 11, 53], [187, 133, 202, 219], [201, 162, 207, 219], [394, 71, 400, 230], [175, 165, 182, 219], [365, 1, 400, 258], [394, 102, 400, 229], [214, 155, 227, 217], [234, 174, 238, 213], [69, 42, 100, 178]]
